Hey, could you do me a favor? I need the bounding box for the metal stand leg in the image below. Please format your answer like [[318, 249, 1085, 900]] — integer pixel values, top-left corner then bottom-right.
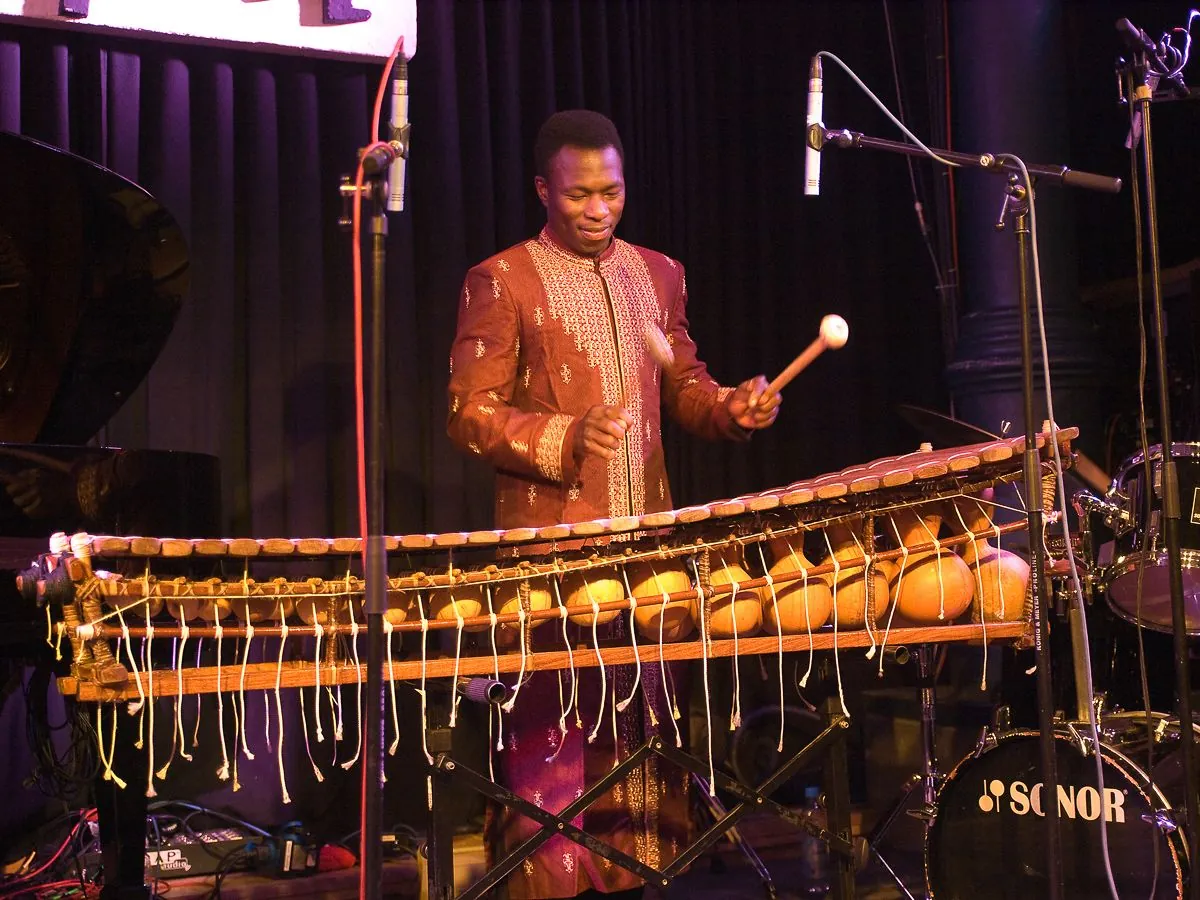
[[97, 700, 150, 900], [691, 773, 777, 899], [426, 702, 456, 900], [864, 645, 939, 900], [821, 697, 855, 900]]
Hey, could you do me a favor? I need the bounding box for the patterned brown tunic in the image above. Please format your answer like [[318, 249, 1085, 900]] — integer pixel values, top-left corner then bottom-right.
[[448, 227, 745, 898]]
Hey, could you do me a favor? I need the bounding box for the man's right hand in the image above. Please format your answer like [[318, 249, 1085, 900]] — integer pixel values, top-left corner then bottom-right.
[[574, 405, 633, 462]]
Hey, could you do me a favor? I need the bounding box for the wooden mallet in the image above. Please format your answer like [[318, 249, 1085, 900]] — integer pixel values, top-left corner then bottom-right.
[[767, 314, 848, 394]]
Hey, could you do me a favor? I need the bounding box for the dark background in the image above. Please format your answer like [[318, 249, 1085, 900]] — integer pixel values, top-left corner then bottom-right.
[[1, 0, 1198, 852]]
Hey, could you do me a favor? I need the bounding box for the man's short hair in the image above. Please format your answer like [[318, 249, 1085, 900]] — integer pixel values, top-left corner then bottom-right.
[[534, 110, 625, 179]]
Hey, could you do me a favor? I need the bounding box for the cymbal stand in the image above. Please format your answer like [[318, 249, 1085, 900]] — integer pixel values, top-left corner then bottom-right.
[[864, 644, 937, 900], [1116, 22, 1200, 897]]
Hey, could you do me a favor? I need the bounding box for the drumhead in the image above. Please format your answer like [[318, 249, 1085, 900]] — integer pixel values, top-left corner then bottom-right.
[[1106, 549, 1200, 634], [926, 729, 1186, 899]]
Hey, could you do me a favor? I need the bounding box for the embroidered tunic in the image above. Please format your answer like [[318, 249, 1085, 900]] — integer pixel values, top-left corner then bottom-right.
[[448, 227, 746, 529], [448, 228, 744, 898]]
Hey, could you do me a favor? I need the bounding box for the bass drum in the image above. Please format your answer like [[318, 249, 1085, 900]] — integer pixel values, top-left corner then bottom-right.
[[926, 725, 1189, 899]]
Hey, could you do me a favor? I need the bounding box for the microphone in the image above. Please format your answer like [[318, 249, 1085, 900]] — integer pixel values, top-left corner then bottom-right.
[[804, 55, 823, 196], [387, 58, 410, 212], [1115, 17, 1158, 58]]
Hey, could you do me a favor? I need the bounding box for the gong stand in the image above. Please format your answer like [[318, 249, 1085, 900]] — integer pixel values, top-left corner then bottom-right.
[[424, 694, 860, 900]]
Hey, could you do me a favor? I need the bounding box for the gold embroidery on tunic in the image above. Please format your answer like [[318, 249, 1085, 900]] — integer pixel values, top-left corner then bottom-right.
[[479, 405, 495, 416], [534, 307, 544, 327], [526, 232, 664, 518], [536, 413, 572, 482], [510, 439, 529, 455], [527, 484, 537, 506], [560, 363, 572, 384], [468, 442, 480, 454], [716, 386, 734, 403], [474, 339, 485, 359], [464, 283, 471, 308], [497, 259, 511, 272], [491, 276, 501, 298]]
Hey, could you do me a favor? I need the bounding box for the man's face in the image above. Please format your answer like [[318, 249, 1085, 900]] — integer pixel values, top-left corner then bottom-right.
[[535, 145, 626, 257]]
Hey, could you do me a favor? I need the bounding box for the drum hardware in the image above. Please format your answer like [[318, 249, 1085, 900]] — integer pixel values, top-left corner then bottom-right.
[[1090, 442, 1200, 634], [1143, 809, 1180, 834], [864, 644, 942, 900], [1072, 490, 1133, 536]]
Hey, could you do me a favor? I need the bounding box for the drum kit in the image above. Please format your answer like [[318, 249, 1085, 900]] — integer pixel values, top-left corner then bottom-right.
[[896, 419, 1200, 899]]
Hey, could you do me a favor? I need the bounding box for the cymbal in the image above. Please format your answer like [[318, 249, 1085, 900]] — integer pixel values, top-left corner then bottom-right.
[[895, 404, 999, 445], [895, 404, 1111, 493]]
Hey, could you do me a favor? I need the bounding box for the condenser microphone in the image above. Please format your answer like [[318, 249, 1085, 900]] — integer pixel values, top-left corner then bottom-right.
[[804, 55, 823, 196], [387, 58, 409, 212]]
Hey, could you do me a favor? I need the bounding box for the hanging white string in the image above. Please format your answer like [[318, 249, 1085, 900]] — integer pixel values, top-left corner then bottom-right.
[[115, 605, 146, 718], [486, 588, 505, 753], [53, 620, 65, 661], [157, 636, 180, 781], [312, 615, 325, 744], [230, 672, 242, 792], [144, 605, 158, 798], [385, 618, 401, 755], [953, 501, 990, 690], [652, 563, 683, 748], [413, 593, 433, 766], [191, 638, 204, 750], [609, 669, 620, 770], [449, 591, 466, 726], [298, 682, 324, 783], [214, 620, 231, 781], [547, 580, 573, 763], [821, 531, 850, 718], [617, 568, 642, 714], [273, 603, 292, 803], [755, 543, 787, 753], [95, 704, 127, 789], [689, 556, 717, 796], [173, 614, 193, 762], [718, 555, 744, 731], [237, 625, 256, 761], [341, 598, 364, 771], [501, 585, 530, 714], [585, 579, 607, 745], [914, 513, 948, 620], [877, 516, 909, 677]]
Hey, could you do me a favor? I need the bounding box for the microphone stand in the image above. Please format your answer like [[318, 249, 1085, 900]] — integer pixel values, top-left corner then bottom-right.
[[339, 135, 406, 900], [815, 125, 1122, 900], [1119, 42, 1200, 900]]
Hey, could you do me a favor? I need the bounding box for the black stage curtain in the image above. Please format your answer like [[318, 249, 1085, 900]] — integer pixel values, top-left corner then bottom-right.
[[0, 1, 950, 547]]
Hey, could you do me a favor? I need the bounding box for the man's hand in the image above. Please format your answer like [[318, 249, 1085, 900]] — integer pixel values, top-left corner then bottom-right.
[[727, 376, 781, 431], [574, 405, 634, 461]]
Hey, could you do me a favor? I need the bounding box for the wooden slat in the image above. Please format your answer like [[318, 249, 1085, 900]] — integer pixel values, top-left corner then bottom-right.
[[227, 538, 260, 556], [295, 538, 331, 555], [260, 538, 296, 555], [193, 539, 228, 557], [60, 621, 1028, 701], [161, 539, 194, 558]]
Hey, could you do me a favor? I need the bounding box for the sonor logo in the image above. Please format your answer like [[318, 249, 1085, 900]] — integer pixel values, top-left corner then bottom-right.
[[145, 849, 192, 873], [976, 779, 1127, 823]]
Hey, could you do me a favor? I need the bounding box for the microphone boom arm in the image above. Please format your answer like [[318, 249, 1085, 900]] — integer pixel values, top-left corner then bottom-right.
[[812, 127, 1123, 193]]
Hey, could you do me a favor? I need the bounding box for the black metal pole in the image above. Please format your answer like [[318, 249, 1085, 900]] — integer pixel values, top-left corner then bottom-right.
[[360, 202, 389, 900], [1008, 193, 1063, 900], [1131, 74, 1200, 900]]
